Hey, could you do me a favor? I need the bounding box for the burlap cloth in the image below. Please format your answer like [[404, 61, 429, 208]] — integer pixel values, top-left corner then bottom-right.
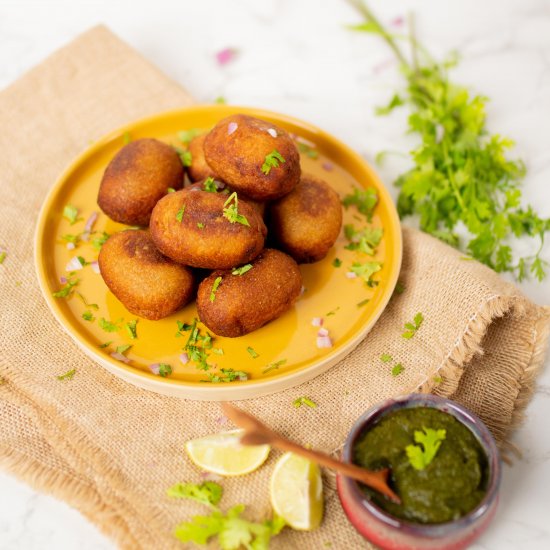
[[1, 26, 549, 550]]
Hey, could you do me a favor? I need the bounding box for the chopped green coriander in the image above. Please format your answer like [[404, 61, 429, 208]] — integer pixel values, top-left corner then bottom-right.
[[206, 368, 248, 383], [232, 264, 253, 276], [433, 375, 443, 384], [123, 132, 131, 144], [214, 96, 226, 104], [176, 320, 194, 333], [63, 205, 81, 225], [326, 306, 340, 316], [91, 231, 110, 250], [182, 318, 215, 371], [380, 353, 393, 363], [75, 292, 99, 310], [263, 359, 287, 374], [82, 310, 95, 322], [246, 347, 259, 359], [357, 298, 370, 307], [203, 177, 218, 193], [61, 233, 80, 245], [210, 276, 222, 302], [293, 396, 317, 408], [0, 252, 6, 264], [344, 224, 383, 255], [391, 363, 404, 376], [402, 312, 424, 339], [116, 344, 132, 355], [99, 317, 121, 333], [342, 188, 378, 221], [406, 428, 446, 470], [176, 205, 186, 223], [52, 277, 79, 298], [332, 258, 342, 268], [167, 187, 176, 193], [167, 481, 223, 509], [211, 348, 224, 356], [261, 150, 286, 175], [174, 146, 192, 167], [197, 222, 205, 229], [223, 192, 250, 226], [297, 141, 319, 159], [350, 261, 382, 284], [98, 341, 112, 349], [56, 369, 76, 381], [158, 363, 173, 377], [178, 128, 202, 144], [125, 319, 138, 340], [394, 281, 406, 294]]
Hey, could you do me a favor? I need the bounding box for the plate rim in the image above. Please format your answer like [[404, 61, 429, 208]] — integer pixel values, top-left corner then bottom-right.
[[34, 104, 403, 400]]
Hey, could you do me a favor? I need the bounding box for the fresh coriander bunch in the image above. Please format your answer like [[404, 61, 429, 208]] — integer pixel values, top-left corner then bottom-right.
[[348, 0, 549, 281]]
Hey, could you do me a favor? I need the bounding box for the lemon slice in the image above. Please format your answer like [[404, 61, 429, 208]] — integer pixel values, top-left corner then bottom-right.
[[270, 452, 323, 530], [185, 429, 270, 476]]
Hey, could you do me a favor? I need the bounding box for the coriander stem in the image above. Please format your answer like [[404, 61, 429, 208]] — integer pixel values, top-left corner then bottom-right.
[[408, 12, 419, 73], [348, 0, 410, 68]]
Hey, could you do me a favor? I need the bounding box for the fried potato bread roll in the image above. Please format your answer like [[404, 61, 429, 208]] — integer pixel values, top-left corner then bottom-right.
[[203, 114, 300, 201], [98, 138, 184, 226], [149, 187, 267, 269], [98, 230, 194, 320], [187, 133, 219, 182], [196, 248, 302, 337], [270, 174, 342, 263]]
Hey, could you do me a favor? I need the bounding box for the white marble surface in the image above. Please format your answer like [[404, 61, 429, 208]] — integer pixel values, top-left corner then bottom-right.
[[1, 0, 549, 548]]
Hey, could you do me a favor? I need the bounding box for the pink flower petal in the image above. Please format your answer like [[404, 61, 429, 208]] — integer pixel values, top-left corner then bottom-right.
[[216, 48, 237, 66]]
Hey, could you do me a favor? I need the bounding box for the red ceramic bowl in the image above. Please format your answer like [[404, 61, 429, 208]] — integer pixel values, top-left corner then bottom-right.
[[337, 394, 501, 550]]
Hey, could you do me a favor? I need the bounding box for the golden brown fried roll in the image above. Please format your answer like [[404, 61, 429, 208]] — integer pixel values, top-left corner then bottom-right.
[[98, 230, 194, 320], [98, 138, 184, 226], [187, 133, 219, 182], [149, 187, 267, 269], [203, 114, 300, 201], [196, 248, 302, 337], [269, 174, 343, 263]]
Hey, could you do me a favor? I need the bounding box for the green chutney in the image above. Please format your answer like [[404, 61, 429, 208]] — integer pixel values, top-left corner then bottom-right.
[[353, 407, 488, 524]]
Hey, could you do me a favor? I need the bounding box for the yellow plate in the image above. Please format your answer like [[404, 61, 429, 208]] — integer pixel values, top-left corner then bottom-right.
[[35, 105, 402, 400]]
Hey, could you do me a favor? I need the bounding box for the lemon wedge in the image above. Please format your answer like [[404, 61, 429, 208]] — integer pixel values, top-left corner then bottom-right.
[[269, 452, 323, 530], [185, 429, 270, 476]]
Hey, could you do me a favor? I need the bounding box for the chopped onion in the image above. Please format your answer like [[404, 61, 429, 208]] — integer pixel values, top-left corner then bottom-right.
[[214, 180, 225, 190], [299, 285, 306, 296], [200, 471, 223, 481], [316, 335, 333, 349], [84, 212, 98, 232], [149, 363, 160, 375], [216, 48, 236, 66], [66, 242, 75, 250], [190, 186, 200, 192], [322, 162, 334, 171], [267, 128, 277, 138], [311, 317, 323, 327], [238, 372, 248, 381], [59, 276, 67, 284], [227, 121, 238, 135], [80, 231, 90, 242], [90, 261, 100, 274], [346, 271, 357, 279], [66, 256, 84, 272], [216, 415, 229, 425], [111, 352, 131, 364], [317, 327, 329, 337], [179, 353, 189, 365]]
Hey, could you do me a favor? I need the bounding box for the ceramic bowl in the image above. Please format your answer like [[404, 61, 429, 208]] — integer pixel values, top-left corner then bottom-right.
[[337, 393, 501, 550]]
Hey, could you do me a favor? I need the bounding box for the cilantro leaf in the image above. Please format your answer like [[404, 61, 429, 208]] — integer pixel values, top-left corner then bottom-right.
[[350, 261, 382, 284], [406, 427, 446, 470], [223, 192, 250, 226], [342, 188, 378, 220], [332, 258, 342, 268], [262, 359, 287, 374], [176, 205, 186, 223], [99, 317, 121, 333], [297, 141, 319, 159], [167, 481, 223, 509], [391, 363, 404, 376], [261, 150, 285, 175], [174, 147, 192, 167], [125, 320, 138, 340], [293, 396, 317, 408], [206, 368, 248, 383], [246, 346, 259, 359], [344, 224, 383, 255], [91, 231, 110, 250], [82, 310, 95, 322], [210, 276, 222, 302], [178, 128, 202, 144], [63, 205, 81, 225], [380, 353, 392, 363], [232, 264, 253, 276], [402, 312, 424, 339], [56, 368, 76, 381], [52, 277, 79, 298], [203, 177, 218, 193], [158, 364, 172, 377]]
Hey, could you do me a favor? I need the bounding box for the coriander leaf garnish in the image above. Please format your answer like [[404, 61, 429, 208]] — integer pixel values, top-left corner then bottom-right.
[[206, 368, 248, 383], [380, 353, 392, 363], [0, 252, 6, 264], [406, 427, 446, 470], [98, 341, 112, 349], [197, 222, 205, 229], [215, 96, 226, 104], [211, 348, 224, 356], [125, 320, 138, 340], [76, 292, 99, 310], [349, 1, 550, 281], [293, 396, 317, 408], [91, 231, 110, 250], [344, 224, 383, 255], [297, 141, 319, 159], [350, 261, 382, 285], [222, 192, 250, 226], [342, 188, 378, 221], [56, 369, 76, 381], [181, 318, 216, 371], [332, 258, 342, 268], [174, 147, 192, 167], [123, 132, 131, 144], [116, 344, 132, 355], [394, 281, 406, 295], [63, 205, 81, 225], [82, 311, 95, 322], [326, 306, 340, 316], [210, 276, 222, 302], [391, 363, 404, 376], [178, 128, 202, 144], [203, 177, 218, 193], [167, 481, 223, 509], [357, 298, 370, 307], [402, 312, 424, 339], [167, 187, 176, 193], [232, 264, 253, 276], [263, 359, 287, 374], [52, 277, 79, 298], [176, 205, 186, 223], [99, 317, 121, 333], [158, 363, 172, 377], [261, 150, 286, 175], [246, 347, 259, 359]]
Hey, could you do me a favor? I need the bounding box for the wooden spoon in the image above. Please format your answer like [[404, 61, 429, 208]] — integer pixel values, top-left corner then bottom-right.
[[221, 402, 401, 504]]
